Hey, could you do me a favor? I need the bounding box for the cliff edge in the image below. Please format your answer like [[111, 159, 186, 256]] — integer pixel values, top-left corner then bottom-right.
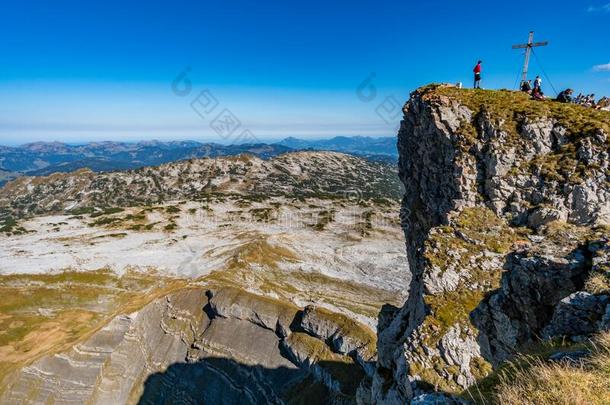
[[364, 85, 610, 403]]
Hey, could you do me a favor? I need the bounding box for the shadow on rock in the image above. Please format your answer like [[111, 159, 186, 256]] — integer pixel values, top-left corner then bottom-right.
[[137, 356, 362, 405]]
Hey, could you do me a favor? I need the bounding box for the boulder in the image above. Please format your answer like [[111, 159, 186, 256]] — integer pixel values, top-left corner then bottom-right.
[[207, 286, 299, 337], [411, 393, 469, 405], [300, 305, 377, 375], [542, 292, 609, 339], [527, 207, 565, 230]]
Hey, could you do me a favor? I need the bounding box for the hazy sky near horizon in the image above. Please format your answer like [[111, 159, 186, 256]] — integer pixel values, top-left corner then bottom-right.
[[1, 0, 609, 145]]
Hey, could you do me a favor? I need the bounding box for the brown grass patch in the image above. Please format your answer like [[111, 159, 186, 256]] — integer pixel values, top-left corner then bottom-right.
[[0, 269, 187, 391], [465, 332, 610, 404]]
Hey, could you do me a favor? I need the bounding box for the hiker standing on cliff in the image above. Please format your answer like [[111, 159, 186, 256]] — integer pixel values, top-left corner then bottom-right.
[[473, 60, 482, 89]]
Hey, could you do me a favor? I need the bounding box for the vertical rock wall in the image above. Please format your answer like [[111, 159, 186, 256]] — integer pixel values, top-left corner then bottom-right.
[[365, 86, 610, 404]]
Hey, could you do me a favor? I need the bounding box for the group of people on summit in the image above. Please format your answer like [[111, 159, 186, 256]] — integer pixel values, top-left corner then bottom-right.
[[520, 76, 545, 100], [471, 60, 608, 110], [551, 89, 608, 110]]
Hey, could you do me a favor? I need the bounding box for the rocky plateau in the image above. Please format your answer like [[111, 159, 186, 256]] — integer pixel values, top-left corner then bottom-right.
[[1, 86, 610, 404]]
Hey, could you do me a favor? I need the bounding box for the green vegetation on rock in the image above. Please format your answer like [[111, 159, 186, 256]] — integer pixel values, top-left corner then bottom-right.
[[286, 332, 363, 395], [413, 207, 524, 391], [304, 306, 377, 358]]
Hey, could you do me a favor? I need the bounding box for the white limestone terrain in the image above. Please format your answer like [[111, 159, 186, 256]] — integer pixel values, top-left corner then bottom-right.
[[0, 198, 408, 325], [0, 151, 408, 404]]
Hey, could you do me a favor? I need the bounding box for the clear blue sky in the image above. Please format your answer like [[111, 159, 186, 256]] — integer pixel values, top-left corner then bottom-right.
[[1, 0, 609, 145]]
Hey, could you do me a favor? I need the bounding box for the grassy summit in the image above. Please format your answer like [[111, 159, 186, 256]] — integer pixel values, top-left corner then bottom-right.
[[416, 85, 610, 187], [424, 85, 610, 138]]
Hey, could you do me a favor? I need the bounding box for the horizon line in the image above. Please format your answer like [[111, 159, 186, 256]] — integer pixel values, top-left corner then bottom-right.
[[0, 134, 396, 148]]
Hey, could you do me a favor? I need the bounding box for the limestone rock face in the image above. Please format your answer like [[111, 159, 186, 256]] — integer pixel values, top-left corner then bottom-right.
[[0, 287, 376, 404], [0, 288, 209, 405], [207, 286, 299, 338], [438, 325, 481, 387], [542, 292, 609, 339], [300, 305, 378, 378], [472, 242, 590, 364], [364, 86, 610, 403]]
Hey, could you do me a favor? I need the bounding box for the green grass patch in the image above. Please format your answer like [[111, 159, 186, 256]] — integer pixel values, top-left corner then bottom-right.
[[165, 205, 180, 214]]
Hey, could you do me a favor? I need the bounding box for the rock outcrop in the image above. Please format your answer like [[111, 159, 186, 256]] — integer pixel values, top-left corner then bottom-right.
[[300, 305, 378, 375], [1, 288, 209, 405], [362, 85, 610, 403], [0, 286, 378, 404], [541, 291, 609, 339]]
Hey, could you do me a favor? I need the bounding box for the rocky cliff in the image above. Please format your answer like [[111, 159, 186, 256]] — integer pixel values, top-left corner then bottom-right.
[[0, 287, 378, 404], [363, 85, 610, 403]]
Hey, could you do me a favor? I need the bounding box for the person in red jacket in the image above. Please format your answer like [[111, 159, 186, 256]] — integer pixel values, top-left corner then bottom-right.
[[473, 60, 482, 89]]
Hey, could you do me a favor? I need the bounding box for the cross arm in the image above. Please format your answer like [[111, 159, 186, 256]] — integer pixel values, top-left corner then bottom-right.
[[512, 41, 549, 49]]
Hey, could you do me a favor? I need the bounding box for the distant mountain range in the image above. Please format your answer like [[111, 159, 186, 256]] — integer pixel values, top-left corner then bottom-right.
[[276, 136, 397, 161], [0, 136, 397, 187]]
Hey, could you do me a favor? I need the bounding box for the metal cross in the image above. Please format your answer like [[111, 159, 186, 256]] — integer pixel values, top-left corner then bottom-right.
[[512, 31, 549, 85]]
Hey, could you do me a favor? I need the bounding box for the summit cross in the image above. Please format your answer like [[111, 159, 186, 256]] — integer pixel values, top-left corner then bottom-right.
[[512, 31, 549, 85]]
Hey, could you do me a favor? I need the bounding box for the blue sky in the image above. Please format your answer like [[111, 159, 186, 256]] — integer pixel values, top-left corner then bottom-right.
[[0, 0, 609, 145]]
